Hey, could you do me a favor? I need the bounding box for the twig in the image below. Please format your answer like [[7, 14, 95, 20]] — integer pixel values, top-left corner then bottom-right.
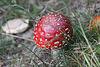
[[40, 4, 48, 14], [55, 7, 66, 12], [40, 0, 54, 13], [73, 47, 89, 50], [0, 7, 7, 12], [0, 33, 34, 42]]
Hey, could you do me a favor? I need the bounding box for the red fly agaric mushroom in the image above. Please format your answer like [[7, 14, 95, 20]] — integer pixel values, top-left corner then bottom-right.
[[34, 12, 73, 50], [90, 15, 100, 31]]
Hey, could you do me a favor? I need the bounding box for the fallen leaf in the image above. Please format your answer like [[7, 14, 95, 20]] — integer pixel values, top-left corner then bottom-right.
[[0, 62, 3, 67], [2, 18, 29, 34]]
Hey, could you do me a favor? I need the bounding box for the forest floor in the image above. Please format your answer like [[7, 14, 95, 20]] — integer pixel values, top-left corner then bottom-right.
[[0, 0, 100, 67]]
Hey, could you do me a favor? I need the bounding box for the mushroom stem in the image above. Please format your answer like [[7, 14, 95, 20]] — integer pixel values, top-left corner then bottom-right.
[[51, 48, 59, 60]]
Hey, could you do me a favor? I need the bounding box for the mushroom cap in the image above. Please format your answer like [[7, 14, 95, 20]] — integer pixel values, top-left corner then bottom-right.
[[34, 13, 73, 50], [90, 15, 100, 31]]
